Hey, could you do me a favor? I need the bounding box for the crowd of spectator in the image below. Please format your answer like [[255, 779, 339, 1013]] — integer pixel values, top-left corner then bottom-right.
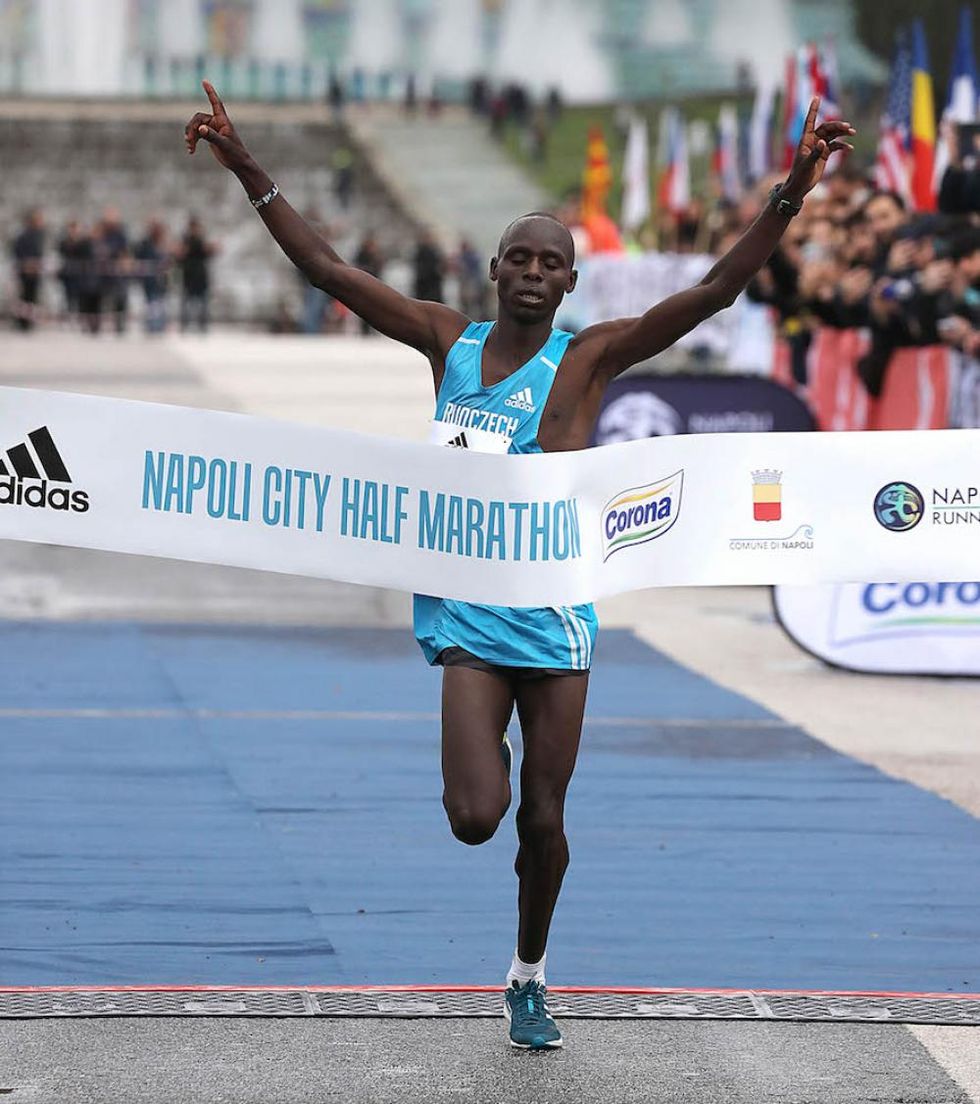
[[6, 200, 491, 337], [8, 119, 978, 366], [9, 206, 218, 335], [738, 142, 980, 393]]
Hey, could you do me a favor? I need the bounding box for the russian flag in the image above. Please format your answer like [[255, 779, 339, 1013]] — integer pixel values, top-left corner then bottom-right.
[[910, 19, 937, 212], [657, 107, 689, 215], [713, 103, 742, 201]]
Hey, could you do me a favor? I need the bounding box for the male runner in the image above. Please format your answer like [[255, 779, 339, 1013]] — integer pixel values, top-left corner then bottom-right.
[[185, 84, 853, 1050]]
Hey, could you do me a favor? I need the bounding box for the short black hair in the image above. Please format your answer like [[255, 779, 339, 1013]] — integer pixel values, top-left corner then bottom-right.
[[497, 211, 575, 265], [950, 227, 980, 261], [864, 190, 907, 214]]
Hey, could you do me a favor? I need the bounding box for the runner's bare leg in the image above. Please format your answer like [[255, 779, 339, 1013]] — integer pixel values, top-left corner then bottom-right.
[[441, 666, 514, 845], [512, 675, 589, 962]]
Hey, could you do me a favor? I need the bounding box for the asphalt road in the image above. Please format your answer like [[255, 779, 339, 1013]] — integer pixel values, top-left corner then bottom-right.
[[0, 1018, 971, 1104], [1, 331, 978, 1104]]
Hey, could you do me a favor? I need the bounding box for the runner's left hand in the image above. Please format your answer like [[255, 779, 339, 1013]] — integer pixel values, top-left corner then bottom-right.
[[783, 97, 856, 203]]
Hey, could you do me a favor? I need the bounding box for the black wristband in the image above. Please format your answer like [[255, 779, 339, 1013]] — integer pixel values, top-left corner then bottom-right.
[[769, 183, 803, 218]]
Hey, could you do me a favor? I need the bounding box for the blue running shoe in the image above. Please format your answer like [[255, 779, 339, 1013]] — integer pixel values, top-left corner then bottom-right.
[[504, 979, 563, 1050], [501, 732, 512, 777]]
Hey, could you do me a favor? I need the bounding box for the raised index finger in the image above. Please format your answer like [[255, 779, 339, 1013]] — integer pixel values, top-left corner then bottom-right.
[[202, 79, 224, 114], [803, 96, 820, 135]]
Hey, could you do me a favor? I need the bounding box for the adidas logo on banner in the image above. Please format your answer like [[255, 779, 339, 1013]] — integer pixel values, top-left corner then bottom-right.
[[446, 432, 470, 449], [504, 386, 536, 413], [0, 426, 90, 513]]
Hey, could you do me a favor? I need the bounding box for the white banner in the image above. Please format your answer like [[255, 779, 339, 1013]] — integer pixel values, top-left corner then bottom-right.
[[561, 253, 774, 371], [1, 386, 979, 606], [774, 583, 980, 676]]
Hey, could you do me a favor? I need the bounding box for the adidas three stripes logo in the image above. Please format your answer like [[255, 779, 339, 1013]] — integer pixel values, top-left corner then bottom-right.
[[0, 426, 72, 482], [0, 426, 90, 513], [504, 387, 536, 413]]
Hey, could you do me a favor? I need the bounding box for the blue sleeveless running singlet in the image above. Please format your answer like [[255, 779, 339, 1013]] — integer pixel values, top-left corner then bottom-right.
[[413, 320, 599, 670]]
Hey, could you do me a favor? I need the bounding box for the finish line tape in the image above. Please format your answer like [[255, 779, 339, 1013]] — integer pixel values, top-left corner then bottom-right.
[[0, 385, 976, 606]]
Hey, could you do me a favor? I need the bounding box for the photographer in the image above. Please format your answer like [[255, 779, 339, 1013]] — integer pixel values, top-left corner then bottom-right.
[[934, 228, 980, 357], [938, 121, 980, 216]]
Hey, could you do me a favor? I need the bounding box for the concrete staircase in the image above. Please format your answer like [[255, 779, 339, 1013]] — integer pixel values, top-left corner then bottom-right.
[[0, 99, 421, 322], [348, 106, 551, 262]]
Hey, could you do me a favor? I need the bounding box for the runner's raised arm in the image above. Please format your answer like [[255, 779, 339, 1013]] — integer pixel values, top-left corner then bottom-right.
[[184, 80, 468, 361], [576, 97, 856, 379]]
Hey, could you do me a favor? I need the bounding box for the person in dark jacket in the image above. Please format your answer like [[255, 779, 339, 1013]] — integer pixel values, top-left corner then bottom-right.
[[177, 215, 217, 332], [11, 208, 45, 331], [412, 229, 445, 303]]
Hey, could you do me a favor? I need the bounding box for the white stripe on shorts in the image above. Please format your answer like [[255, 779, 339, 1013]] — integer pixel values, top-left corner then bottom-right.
[[553, 606, 582, 669]]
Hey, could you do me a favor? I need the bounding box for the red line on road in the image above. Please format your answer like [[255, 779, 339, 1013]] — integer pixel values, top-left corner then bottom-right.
[[1, 984, 977, 1000]]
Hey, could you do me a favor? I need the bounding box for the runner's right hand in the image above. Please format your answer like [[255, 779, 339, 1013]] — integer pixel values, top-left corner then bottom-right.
[[184, 80, 251, 173]]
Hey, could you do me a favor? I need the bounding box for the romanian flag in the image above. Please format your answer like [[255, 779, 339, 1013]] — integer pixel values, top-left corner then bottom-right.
[[910, 20, 937, 212]]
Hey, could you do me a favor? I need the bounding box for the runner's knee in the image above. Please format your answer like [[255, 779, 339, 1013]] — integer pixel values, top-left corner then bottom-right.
[[515, 798, 566, 846], [443, 795, 507, 846]]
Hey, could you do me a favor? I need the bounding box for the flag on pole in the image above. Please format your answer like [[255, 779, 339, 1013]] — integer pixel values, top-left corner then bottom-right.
[[713, 103, 742, 201], [582, 126, 613, 218], [657, 107, 690, 215], [780, 52, 798, 170], [933, 6, 978, 189], [749, 78, 777, 181], [910, 19, 937, 211], [815, 39, 841, 121], [621, 114, 651, 234], [874, 29, 913, 203]]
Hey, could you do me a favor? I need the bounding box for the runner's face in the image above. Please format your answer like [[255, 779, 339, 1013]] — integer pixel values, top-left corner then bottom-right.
[[491, 220, 576, 322]]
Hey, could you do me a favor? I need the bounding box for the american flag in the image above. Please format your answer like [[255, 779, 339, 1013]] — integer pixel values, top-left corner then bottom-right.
[[875, 30, 913, 201]]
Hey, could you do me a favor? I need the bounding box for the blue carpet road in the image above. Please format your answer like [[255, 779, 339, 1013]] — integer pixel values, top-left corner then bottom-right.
[[1, 624, 978, 991]]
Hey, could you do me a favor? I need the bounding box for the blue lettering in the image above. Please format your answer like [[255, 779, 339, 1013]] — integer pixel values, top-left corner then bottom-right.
[[282, 469, 293, 528], [530, 501, 550, 562], [863, 584, 896, 613], [263, 466, 282, 526], [445, 495, 464, 555], [313, 473, 331, 532], [604, 510, 617, 541], [293, 470, 312, 529], [553, 501, 569, 561], [226, 461, 243, 522], [186, 455, 207, 513], [486, 500, 506, 560], [957, 582, 980, 604], [509, 502, 528, 561], [419, 490, 446, 551], [340, 477, 359, 537], [393, 485, 408, 544], [164, 453, 185, 513], [142, 451, 164, 510], [568, 498, 581, 559], [465, 498, 485, 558], [360, 480, 379, 541], [903, 582, 930, 607], [206, 458, 227, 519]]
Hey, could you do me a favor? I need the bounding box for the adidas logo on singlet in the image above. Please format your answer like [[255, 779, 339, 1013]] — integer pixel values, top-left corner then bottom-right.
[[446, 432, 470, 449], [504, 386, 536, 413]]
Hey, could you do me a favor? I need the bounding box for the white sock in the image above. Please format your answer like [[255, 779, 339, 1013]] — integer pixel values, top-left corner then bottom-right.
[[506, 949, 546, 988]]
